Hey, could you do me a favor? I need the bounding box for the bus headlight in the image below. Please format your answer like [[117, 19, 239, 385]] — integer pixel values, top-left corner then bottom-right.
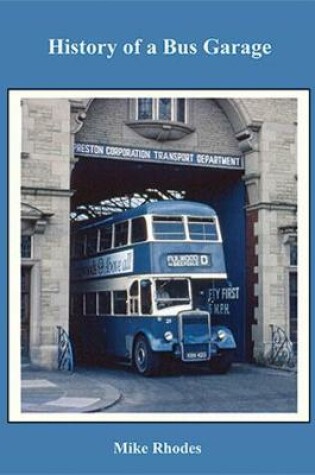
[[164, 331, 174, 342], [217, 329, 227, 341]]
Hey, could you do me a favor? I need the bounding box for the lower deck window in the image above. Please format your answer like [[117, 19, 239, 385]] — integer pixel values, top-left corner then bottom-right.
[[156, 279, 190, 309], [130, 281, 139, 314], [99, 291, 111, 315], [71, 293, 84, 315], [85, 292, 97, 315], [140, 280, 152, 314], [113, 290, 127, 315]]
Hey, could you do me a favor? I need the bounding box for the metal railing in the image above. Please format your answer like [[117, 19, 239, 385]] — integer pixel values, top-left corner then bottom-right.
[[57, 326, 74, 372], [268, 324, 296, 369]]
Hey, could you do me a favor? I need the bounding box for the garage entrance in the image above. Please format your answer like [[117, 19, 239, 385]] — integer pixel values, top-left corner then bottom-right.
[[71, 150, 246, 360]]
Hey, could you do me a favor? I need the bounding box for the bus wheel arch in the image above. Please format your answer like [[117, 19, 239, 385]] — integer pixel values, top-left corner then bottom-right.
[[133, 333, 160, 377]]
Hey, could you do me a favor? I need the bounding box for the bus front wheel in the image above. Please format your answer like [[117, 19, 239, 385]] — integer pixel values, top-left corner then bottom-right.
[[209, 351, 234, 374], [133, 335, 160, 376]]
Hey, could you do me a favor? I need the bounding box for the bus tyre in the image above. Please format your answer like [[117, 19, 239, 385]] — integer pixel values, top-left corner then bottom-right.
[[133, 335, 160, 376], [209, 351, 234, 374]]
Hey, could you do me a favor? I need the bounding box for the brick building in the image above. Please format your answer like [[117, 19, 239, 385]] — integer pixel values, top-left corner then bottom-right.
[[20, 95, 298, 368]]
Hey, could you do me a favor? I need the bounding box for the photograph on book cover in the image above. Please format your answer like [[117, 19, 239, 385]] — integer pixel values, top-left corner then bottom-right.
[[8, 89, 309, 423]]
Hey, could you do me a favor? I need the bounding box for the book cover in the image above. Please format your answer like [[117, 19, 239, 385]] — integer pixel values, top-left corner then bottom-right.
[[1, 1, 313, 474]]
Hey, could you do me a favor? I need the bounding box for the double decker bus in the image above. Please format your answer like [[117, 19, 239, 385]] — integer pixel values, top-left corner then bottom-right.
[[70, 200, 236, 375]]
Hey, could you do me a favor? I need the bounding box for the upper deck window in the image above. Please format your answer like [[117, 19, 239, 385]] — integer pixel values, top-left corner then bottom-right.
[[114, 221, 129, 248], [131, 217, 147, 243], [86, 229, 98, 255], [74, 233, 86, 257], [152, 216, 185, 241], [100, 225, 112, 251], [188, 217, 218, 241]]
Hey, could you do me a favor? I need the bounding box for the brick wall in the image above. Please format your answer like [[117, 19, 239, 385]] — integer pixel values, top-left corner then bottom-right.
[[76, 98, 240, 155]]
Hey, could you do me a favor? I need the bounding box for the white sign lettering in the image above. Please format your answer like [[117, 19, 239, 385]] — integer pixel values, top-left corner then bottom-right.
[[208, 286, 240, 316], [167, 254, 211, 267], [74, 142, 244, 170], [72, 250, 134, 280]]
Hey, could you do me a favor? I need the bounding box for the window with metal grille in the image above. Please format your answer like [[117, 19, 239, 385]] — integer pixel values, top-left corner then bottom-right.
[[21, 235, 32, 258], [137, 98, 187, 123], [290, 241, 297, 266], [138, 98, 153, 120]]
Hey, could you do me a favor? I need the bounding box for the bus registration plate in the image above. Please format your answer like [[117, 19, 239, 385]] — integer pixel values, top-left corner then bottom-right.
[[183, 346, 209, 361]]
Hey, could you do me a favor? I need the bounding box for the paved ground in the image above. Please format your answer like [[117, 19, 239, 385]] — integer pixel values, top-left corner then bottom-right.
[[21, 365, 121, 413], [101, 361, 297, 413], [21, 362, 297, 414]]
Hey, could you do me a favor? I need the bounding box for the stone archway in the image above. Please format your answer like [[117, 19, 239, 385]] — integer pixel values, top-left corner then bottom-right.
[[69, 95, 299, 364], [69, 96, 252, 361]]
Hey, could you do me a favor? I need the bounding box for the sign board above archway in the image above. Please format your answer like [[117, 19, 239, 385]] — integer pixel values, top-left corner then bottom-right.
[[74, 142, 244, 171]]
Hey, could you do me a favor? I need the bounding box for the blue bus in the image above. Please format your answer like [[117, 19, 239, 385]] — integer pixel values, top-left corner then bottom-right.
[[70, 201, 236, 375]]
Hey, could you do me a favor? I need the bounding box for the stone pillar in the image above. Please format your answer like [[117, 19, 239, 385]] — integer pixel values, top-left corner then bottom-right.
[[21, 99, 72, 369], [249, 121, 297, 360]]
